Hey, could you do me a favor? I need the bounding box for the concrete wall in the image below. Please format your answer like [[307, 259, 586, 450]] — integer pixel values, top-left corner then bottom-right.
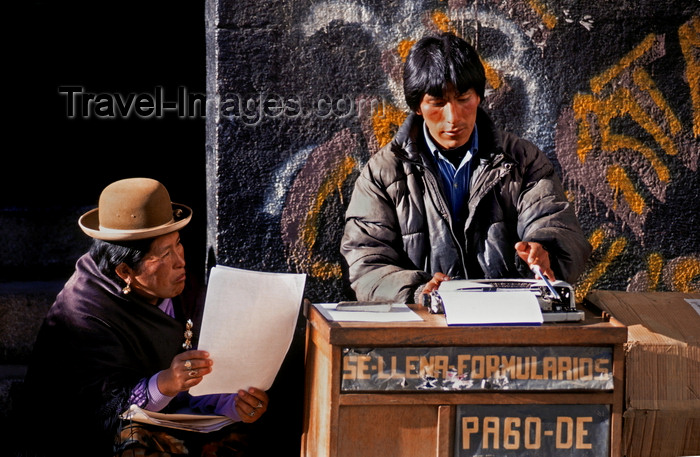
[[206, 0, 699, 303]]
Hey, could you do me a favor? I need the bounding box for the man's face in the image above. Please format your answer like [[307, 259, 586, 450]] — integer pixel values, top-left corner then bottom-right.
[[417, 87, 480, 150]]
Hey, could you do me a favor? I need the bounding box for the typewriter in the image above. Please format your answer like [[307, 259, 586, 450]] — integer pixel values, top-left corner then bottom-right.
[[423, 278, 585, 322]]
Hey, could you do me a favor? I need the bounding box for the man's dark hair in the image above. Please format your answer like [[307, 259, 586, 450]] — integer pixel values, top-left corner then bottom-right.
[[403, 32, 486, 112], [90, 238, 153, 285]]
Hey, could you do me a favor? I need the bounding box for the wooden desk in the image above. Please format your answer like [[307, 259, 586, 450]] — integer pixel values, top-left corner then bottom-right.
[[301, 303, 626, 457]]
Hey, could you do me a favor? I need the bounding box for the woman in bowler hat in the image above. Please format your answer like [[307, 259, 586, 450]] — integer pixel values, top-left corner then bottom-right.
[[13, 178, 268, 457]]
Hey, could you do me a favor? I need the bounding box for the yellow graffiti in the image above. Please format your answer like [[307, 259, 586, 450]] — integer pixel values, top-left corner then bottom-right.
[[588, 228, 606, 251], [571, 31, 690, 217], [527, 0, 557, 30], [679, 16, 700, 137], [575, 230, 627, 302], [590, 34, 658, 94], [583, 33, 679, 158], [574, 87, 674, 176], [646, 252, 664, 291], [619, 253, 700, 292], [301, 155, 357, 280], [482, 58, 503, 91], [606, 164, 645, 214], [397, 39, 414, 61], [579, 237, 698, 295], [670, 256, 700, 293], [633, 68, 682, 136], [432, 10, 453, 33], [373, 102, 407, 149]]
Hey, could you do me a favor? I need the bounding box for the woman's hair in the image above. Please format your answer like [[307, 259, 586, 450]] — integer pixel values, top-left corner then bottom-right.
[[89, 238, 154, 285], [403, 32, 486, 112]]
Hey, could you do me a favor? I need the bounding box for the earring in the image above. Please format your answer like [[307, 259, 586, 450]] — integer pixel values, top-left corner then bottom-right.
[[122, 282, 131, 294]]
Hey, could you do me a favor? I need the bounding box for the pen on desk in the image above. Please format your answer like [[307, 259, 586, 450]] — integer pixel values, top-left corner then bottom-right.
[[530, 264, 562, 301], [335, 301, 393, 312]]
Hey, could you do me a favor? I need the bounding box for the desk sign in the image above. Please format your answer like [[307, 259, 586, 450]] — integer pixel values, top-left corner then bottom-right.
[[341, 346, 613, 391], [455, 404, 610, 457]]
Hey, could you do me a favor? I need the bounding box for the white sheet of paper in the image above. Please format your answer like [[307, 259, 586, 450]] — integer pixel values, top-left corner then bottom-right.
[[188, 265, 306, 396], [440, 290, 543, 326], [313, 303, 423, 322]]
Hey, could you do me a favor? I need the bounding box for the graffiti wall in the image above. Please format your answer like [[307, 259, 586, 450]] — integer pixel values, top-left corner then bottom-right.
[[206, 0, 699, 303]]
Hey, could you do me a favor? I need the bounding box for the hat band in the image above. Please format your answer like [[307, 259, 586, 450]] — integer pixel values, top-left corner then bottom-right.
[[98, 217, 175, 234]]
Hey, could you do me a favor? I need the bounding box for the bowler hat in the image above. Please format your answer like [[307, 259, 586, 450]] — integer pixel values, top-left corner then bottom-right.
[[79, 178, 192, 241]]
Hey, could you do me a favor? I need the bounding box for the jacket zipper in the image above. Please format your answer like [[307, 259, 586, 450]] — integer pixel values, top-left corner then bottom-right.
[[410, 159, 469, 277], [464, 155, 513, 229]]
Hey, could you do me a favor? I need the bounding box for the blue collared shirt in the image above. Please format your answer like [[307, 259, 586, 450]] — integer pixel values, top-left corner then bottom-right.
[[422, 121, 479, 228]]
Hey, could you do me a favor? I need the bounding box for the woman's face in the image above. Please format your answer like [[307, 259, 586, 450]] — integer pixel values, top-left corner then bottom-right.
[[129, 231, 187, 303]]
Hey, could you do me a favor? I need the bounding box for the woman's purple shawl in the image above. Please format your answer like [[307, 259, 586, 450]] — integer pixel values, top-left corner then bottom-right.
[[20, 253, 191, 454]]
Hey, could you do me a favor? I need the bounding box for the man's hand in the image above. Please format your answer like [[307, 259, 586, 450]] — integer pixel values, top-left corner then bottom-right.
[[515, 241, 555, 280], [421, 272, 451, 295]]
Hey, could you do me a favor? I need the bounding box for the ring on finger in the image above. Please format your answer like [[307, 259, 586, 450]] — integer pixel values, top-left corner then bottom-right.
[[256, 401, 263, 408], [188, 369, 197, 377], [184, 360, 192, 370], [248, 410, 256, 417]]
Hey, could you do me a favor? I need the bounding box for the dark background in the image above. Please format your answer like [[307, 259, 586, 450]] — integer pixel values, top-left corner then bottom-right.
[[5, 0, 207, 282]]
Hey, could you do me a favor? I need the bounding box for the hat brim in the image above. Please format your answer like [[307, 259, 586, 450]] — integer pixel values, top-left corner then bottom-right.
[[79, 203, 192, 241]]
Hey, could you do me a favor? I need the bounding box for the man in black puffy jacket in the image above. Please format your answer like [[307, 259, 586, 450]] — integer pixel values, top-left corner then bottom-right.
[[340, 32, 591, 304]]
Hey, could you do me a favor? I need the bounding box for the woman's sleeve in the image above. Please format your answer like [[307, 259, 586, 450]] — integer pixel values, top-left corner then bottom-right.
[[189, 394, 242, 422], [130, 372, 175, 412]]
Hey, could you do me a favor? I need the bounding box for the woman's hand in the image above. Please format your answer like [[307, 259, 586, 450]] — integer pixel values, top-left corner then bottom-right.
[[235, 387, 269, 423], [515, 241, 555, 280], [157, 350, 214, 397]]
